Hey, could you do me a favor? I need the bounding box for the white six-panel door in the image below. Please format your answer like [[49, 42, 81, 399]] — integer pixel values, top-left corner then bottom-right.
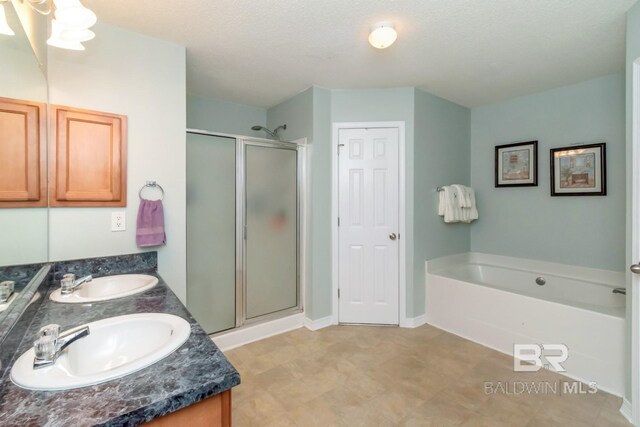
[[338, 127, 399, 325]]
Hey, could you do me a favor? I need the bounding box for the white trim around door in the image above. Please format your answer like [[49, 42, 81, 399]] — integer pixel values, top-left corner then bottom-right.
[[331, 121, 407, 327], [629, 59, 640, 427]]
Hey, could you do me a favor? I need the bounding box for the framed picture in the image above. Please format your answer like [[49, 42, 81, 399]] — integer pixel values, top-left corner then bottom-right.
[[495, 141, 538, 187], [550, 143, 606, 196]]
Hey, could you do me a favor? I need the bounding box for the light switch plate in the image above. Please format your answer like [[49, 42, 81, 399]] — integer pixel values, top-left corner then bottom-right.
[[111, 212, 126, 232]]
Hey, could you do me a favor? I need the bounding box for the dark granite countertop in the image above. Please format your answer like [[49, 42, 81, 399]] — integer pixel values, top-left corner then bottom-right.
[[0, 270, 240, 426]]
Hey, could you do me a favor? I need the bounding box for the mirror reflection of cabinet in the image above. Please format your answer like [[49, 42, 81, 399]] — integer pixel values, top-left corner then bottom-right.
[[0, 2, 49, 267], [49, 105, 128, 207], [0, 97, 46, 208]]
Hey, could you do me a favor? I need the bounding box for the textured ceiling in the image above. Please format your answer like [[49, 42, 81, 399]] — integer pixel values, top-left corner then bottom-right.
[[85, 0, 636, 108]]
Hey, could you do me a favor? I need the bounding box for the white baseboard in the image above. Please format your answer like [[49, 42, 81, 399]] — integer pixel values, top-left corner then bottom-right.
[[211, 313, 304, 352], [620, 398, 633, 424], [304, 316, 334, 331], [401, 314, 426, 328]]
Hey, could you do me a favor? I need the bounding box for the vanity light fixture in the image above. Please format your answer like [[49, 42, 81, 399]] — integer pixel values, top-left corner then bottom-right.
[[47, 0, 96, 50], [0, 1, 15, 36], [2, 0, 96, 49], [368, 21, 398, 49]]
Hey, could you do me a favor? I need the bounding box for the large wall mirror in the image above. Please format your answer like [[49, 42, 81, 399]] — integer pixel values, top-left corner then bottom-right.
[[0, 2, 49, 267]]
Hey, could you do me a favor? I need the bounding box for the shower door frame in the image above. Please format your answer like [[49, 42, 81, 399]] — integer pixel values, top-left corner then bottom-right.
[[186, 129, 305, 333], [238, 138, 303, 326]]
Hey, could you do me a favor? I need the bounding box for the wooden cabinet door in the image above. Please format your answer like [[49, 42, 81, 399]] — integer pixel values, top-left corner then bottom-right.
[[50, 105, 127, 207], [0, 97, 46, 208]]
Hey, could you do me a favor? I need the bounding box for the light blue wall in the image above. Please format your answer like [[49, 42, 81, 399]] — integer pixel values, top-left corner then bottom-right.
[[187, 94, 266, 137], [625, 0, 640, 403], [309, 87, 332, 319], [266, 88, 314, 142], [48, 24, 188, 301], [414, 89, 471, 315], [470, 73, 625, 272], [331, 87, 418, 317]]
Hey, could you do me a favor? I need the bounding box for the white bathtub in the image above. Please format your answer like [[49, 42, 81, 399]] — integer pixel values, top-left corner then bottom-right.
[[426, 252, 626, 396]]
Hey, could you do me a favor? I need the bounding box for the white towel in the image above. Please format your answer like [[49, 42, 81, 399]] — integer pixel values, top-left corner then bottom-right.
[[452, 184, 471, 208], [438, 186, 463, 223], [438, 185, 478, 223], [461, 186, 478, 223]]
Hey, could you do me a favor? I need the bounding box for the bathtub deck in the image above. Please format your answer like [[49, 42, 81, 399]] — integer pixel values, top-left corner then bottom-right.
[[224, 324, 630, 426]]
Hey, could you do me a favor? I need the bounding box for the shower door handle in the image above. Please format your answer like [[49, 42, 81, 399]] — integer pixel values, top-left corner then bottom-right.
[[389, 233, 397, 241], [631, 264, 640, 274]]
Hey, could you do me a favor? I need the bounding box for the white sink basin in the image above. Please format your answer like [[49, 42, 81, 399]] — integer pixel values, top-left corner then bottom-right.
[[50, 274, 158, 303], [11, 313, 191, 391]]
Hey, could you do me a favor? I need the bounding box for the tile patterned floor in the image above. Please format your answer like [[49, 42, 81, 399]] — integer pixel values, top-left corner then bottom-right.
[[224, 325, 631, 426]]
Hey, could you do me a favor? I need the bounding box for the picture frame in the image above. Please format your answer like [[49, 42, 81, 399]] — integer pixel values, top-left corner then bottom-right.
[[495, 141, 538, 187], [550, 143, 606, 196]]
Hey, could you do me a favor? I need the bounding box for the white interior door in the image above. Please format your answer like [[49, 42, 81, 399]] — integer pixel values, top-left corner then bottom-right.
[[338, 127, 399, 325]]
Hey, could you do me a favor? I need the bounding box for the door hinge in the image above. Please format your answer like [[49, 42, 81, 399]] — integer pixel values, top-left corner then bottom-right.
[[337, 143, 344, 155], [337, 217, 340, 226], [338, 288, 340, 298]]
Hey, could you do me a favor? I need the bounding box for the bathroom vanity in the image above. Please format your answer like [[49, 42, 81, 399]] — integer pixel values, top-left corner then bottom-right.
[[0, 253, 240, 426]]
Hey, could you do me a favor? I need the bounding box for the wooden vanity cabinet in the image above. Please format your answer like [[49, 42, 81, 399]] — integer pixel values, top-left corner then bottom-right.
[[0, 97, 46, 208], [49, 105, 127, 207], [143, 390, 232, 427]]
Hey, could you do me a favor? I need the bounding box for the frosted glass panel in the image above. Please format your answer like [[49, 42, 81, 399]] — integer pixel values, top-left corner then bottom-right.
[[245, 145, 298, 319], [186, 133, 236, 334]]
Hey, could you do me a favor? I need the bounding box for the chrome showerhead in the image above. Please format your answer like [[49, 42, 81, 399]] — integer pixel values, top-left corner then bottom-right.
[[250, 124, 287, 141]]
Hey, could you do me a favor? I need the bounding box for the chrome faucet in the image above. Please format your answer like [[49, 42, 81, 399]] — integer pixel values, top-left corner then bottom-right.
[[33, 324, 90, 369], [60, 274, 93, 295], [613, 288, 626, 295]]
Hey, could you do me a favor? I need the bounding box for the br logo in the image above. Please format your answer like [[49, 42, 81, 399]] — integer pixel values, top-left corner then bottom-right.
[[513, 344, 569, 372]]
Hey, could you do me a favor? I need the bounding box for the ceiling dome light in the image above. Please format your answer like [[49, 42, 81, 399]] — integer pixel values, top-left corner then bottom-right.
[[0, 3, 15, 36], [368, 22, 397, 49]]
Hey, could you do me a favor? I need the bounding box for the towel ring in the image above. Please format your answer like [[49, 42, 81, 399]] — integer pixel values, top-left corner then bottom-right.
[[139, 181, 165, 201]]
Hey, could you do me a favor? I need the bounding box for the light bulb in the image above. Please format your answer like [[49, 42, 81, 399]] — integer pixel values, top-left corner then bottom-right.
[[47, 19, 85, 50], [368, 22, 397, 49], [59, 27, 95, 42], [54, 0, 96, 30]]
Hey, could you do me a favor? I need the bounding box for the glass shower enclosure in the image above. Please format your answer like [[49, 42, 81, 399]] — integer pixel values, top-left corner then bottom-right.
[[186, 131, 301, 334]]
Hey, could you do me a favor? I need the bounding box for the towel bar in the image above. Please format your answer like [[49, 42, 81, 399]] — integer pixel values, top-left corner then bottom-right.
[[436, 186, 457, 198]]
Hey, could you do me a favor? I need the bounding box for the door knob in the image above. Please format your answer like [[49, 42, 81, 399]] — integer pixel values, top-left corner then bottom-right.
[[389, 233, 397, 241], [631, 264, 640, 274]]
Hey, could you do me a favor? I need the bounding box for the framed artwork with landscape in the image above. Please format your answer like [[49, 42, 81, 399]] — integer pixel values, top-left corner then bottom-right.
[[550, 143, 606, 196], [495, 141, 538, 187]]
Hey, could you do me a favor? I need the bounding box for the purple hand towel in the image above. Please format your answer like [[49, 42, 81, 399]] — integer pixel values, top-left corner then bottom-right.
[[136, 199, 166, 247]]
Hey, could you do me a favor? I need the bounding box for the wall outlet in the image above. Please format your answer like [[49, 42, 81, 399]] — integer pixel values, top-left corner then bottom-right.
[[111, 212, 126, 232]]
